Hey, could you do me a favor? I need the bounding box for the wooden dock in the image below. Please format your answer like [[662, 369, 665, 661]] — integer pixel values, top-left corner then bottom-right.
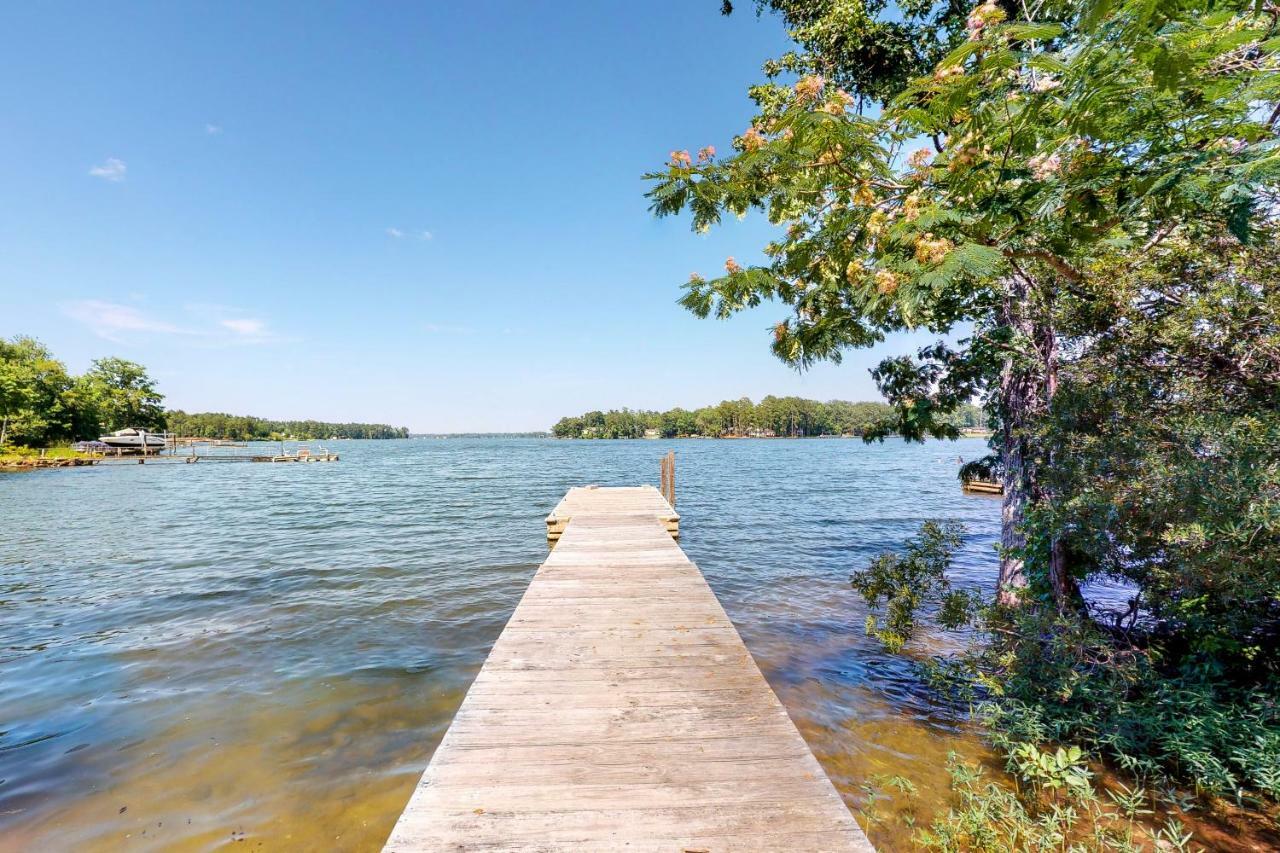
[[90, 452, 339, 465], [385, 485, 872, 852], [961, 478, 1003, 495]]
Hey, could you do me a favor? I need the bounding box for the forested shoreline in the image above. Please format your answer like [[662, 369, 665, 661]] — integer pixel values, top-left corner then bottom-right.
[[167, 411, 408, 441], [552, 396, 985, 439], [0, 336, 409, 448]]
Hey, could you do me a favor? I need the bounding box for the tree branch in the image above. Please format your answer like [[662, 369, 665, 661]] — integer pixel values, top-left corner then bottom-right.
[[1006, 249, 1085, 284]]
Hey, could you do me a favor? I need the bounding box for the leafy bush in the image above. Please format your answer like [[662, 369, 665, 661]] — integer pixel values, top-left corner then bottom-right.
[[976, 610, 1280, 804], [1036, 238, 1280, 664], [854, 527, 1280, 804], [849, 520, 977, 652]]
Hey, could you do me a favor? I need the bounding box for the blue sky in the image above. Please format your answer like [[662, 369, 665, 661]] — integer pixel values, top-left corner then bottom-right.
[[1, 1, 943, 432]]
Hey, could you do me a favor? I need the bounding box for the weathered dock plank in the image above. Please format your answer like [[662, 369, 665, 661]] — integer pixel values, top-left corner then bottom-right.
[[546, 485, 680, 543], [385, 485, 872, 852]]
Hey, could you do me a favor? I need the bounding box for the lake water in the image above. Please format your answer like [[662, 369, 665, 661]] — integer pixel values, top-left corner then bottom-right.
[[1, 437, 1001, 851]]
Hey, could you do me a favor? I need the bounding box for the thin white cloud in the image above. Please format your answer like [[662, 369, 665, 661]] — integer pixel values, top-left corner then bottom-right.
[[211, 313, 287, 345], [220, 318, 266, 336], [424, 322, 473, 335], [63, 300, 189, 341], [89, 158, 127, 182], [63, 300, 291, 346], [205, 123, 223, 135], [386, 227, 433, 240]]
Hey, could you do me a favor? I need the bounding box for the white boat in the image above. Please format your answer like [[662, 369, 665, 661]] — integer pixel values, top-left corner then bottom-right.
[[99, 428, 166, 450]]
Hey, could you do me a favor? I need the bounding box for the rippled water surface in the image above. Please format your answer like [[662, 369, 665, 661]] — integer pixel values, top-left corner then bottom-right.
[[1, 437, 1000, 850]]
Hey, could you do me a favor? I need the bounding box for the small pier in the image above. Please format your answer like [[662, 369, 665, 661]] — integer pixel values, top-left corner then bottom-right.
[[94, 450, 339, 465], [385, 484, 872, 851], [1, 443, 341, 469], [961, 478, 1003, 495]]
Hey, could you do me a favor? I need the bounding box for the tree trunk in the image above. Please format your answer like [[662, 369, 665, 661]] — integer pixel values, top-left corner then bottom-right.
[[995, 274, 1082, 610], [0, 414, 8, 449], [997, 347, 1034, 606], [1038, 312, 1084, 610]]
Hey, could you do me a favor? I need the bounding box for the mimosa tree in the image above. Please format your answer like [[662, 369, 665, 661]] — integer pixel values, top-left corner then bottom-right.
[[648, 0, 1279, 609]]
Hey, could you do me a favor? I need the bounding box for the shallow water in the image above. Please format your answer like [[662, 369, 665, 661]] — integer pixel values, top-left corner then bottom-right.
[[1, 437, 1001, 850]]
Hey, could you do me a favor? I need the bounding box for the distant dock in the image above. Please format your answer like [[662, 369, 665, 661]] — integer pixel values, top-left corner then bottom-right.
[[961, 478, 1003, 495], [96, 451, 340, 465], [97, 446, 340, 465], [0, 444, 338, 470], [384, 483, 872, 851]]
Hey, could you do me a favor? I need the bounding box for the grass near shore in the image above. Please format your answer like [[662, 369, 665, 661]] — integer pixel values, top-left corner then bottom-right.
[[0, 444, 95, 466]]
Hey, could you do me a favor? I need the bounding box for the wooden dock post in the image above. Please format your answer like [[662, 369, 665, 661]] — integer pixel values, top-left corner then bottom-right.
[[659, 450, 675, 508], [385, 486, 873, 852]]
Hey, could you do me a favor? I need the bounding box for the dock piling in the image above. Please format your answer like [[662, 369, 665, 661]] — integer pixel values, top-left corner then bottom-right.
[[659, 450, 676, 508]]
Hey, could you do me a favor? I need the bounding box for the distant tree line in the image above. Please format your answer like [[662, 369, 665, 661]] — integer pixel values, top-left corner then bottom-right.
[[0, 335, 409, 447], [167, 411, 409, 441], [415, 432, 551, 439], [552, 396, 986, 439]]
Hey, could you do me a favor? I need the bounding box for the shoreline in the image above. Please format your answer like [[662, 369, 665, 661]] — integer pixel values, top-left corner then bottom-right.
[[550, 430, 994, 441]]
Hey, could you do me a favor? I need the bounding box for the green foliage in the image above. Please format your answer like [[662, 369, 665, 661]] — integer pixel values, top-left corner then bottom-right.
[[850, 520, 975, 651], [0, 444, 89, 462], [859, 519, 1280, 803], [0, 339, 167, 445], [77, 356, 166, 434], [165, 411, 409, 441], [0, 336, 74, 447], [653, 3, 1280, 612], [1007, 743, 1092, 795], [652, 0, 1278, 446], [1035, 237, 1280, 661], [973, 606, 1280, 804], [723, 0, 972, 109], [944, 234, 1280, 801], [550, 395, 930, 438]]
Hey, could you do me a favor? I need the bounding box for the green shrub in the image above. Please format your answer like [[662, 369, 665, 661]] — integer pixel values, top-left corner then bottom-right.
[[854, 525, 1280, 809]]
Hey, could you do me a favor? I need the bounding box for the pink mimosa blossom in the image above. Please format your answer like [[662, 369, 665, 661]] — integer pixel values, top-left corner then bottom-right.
[[795, 75, 825, 103]]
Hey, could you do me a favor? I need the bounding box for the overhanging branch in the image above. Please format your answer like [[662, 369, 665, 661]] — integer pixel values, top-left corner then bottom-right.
[[1006, 249, 1085, 284]]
